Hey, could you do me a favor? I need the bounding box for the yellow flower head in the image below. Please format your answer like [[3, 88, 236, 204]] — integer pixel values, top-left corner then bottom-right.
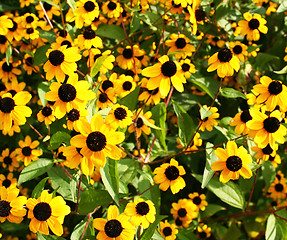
[[158, 220, 178, 240], [170, 198, 198, 225]]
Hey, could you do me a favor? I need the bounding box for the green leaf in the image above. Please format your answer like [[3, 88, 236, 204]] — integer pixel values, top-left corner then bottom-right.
[[216, 1, 230, 20], [18, 159, 54, 186], [222, 221, 242, 240], [200, 106, 214, 121], [0, 3, 20, 11], [117, 158, 140, 185], [255, 53, 280, 68], [277, 1, 287, 13], [38, 81, 50, 106], [141, 215, 167, 240], [262, 161, 276, 190], [41, 0, 60, 8], [6, 45, 12, 65], [48, 131, 71, 150], [95, 24, 126, 41], [38, 29, 56, 43], [141, 113, 165, 131], [200, 204, 225, 218], [190, 75, 219, 99], [70, 216, 95, 240], [130, 12, 141, 34], [172, 101, 195, 148], [151, 103, 167, 151], [78, 189, 112, 215], [266, 214, 277, 240], [193, 174, 245, 209], [247, 44, 261, 53], [37, 233, 65, 240], [274, 65, 287, 75], [100, 158, 119, 205], [277, 218, 287, 240], [118, 85, 140, 111], [90, 55, 109, 77], [220, 88, 246, 99], [177, 228, 197, 240], [67, 0, 76, 11], [32, 177, 49, 198], [33, 44, 50, 66]]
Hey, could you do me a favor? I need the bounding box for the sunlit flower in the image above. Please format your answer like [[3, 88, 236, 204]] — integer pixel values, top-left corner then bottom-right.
[[199, 105, 219, 132], [0, 148, 19, 172], [35, 0, 61, 19], [115, 75, 136, 98], [229, 41, 248, 62], [128, 110, 155, 137], [178, 58, 196, 79], [158, 220, 178, 240], [230, 109, 252, 135], [0, 173, 18, 189], [267, 178, 287, 199], [0, 58, 21, 83], [170, 198, 198, 225], [196, 224, 212, 239], [37, 105, 56, 125], [87, 49, 115, 74], [165, 34, 195, 59], [0, 16, 13, 35], [66, 108, 89, 132], [188, 192, 208, 211], [76, 27, 103, 50], [116, 45, 145, 70], [74, 0, 100, 28], [102, 1, 123, 18], [105, 104, 133, 129]]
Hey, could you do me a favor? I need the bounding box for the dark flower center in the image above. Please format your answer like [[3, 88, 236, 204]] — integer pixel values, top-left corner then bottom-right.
[[83, 28, 96, 40], [22, 146, 32, 156], [99, 93, 108, 103], [61, 40, 72, 48], [2, 62, 13, 72], [263, 117, 280, 133], [0, 200, 11, 217], [25, 57, 33, 66], [26, 16, 34, 23], [164, 165, 179, 180], [43, 2, 52, 11], [123, 48, 133, 59], [58, 84, 77, 102], [26, 28, 34, 34], [233, 45, 243, 54], [33, 202, 52, 221], [163, 227, 172, 237], [193, 196, 202, 205], [86, 131, 107, 152], [84, 1, 95, 11], [102, 80, 113, 91], [147, 88, 159, 95], [114, 107, 127, 120], [268, 81, 282, 95], [161, 61, 177, 77], [275, 183, 284, 192], [136, 117, 144, 128], [199, 232, 207, 238], [8, 20, 17, 32], [172, 1, 181, 8], [226, 155, 242, 172], [181, 63, 190, 72], [268, 155, 275, 161], [248, 19, 260, 30], [123, 81, 132, 91], [2, 179, 11, 188], [0, 35, 7, 44], [108, 1, 117, 10], [175, 217, 182, 226], [42, 106, 52, 117], [0, 97, 15, 113], [93, 54, 102, 62], [195, 9, 206, 21], [58, 29, 68, 37], [125, 70, 135, 77], [262, 144, 273, 155], [217, 48, 233, 63], [175, 38, 186, 49], [136, 202, 149, 215], [67, 109, 80, 121], [49, 50, 65, 66], [3, 156, 12, 165], [105, 219, 123, 238], [178, 208, 187, 217], [240, 109, 252, 123]]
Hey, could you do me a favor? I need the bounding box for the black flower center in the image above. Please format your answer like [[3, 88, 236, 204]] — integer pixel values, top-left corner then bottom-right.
[[0, 97, 15, 113], [193, 196, 202, 205], [58, 29, 68, 37], [114, 107, 127, 120], [213, 37, 219, 42], [8, 20, 17, 32], [163, 227, 172, 237], [26, 28, 34, 34], [0, 200, 11, 217], [0, 35, 7, 44], [233, 45, 242, 54], [99, 93, 108, 103], [3, 156, 12, 165], [67, 109, 80, 121], [102, 80, 113, 91], [105, 219, 123, 238], [268, 81, 282, 95], [262, 144, 273, 155], [178, 208, 187, 217], [42, 106, 52, 117], [83, 28, 96, 40], [123, 81, 132, 91], [226, 155, 242, 172], [61, 40, 72, 48], [58, 84, 77, 102], [125, 70, 135, 77], [263, 117, 280, 133], [199, 232, 207, 238], [240, 109, 252, 123], [248, 19, 260, 30], [218, 48, 233, 63], [275, 183, 284, 192], [2, 62, 13, 72], [33, 202, 52, 221], [164, 165, 179, 180], [22, 146, 32, 156], [181, 63, 190, 72], [86, 131, 107, 152], [26, 16, 34, 23], [2, 179, 11, 188], [195, 9, 206, 21], [49, 50, 64, 66], [108, 1, 117, 10], [268, 155, 275, 161], [175, 217, 182, 226], [43, 2, 52, 11], [84, 1, 95, 11], [136, 202, 149, 216], [161, 61, 177, 77], [136, 117, 144, 128], [25, 57, 33, 66], [175, 38, 186, 49], [123, 48, 133, 59]]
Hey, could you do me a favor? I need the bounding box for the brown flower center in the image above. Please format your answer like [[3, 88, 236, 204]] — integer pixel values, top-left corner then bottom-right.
[[49, 50, 65, 66], [0, 200, 11, 217], [33, 202, 52, 221], [226, 155, 242, 172], [263, 117, 280, 133], [164, 165, 179, 180], [217, 48, 232, 63], [161, 61, 177, 77], [86, 131, 107, 152]]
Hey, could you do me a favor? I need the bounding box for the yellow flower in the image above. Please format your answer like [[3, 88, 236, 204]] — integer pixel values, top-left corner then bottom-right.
[[116, 45, 145, 70], [128, 110, 155, 137], [37, 105, 56, 125], [0, 16, 13, 35], [229, 41, 248, 62], [188, 192, 208, 211], [199, 105, 219, 132], [102, 1, 123, 18], [105, 104, 133, 129], [0, 148, 19, 172], [267, 178, 287, 200], [76, 27, 103, 50], [0, 173, 18, 189], [158, 220, 178, 240], [74, 0, 100, 28], [0, 58, 22, 83], [230, 109, 252, 135]]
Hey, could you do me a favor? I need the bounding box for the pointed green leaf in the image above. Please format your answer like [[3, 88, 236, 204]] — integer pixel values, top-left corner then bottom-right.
[[220, 88, 246, 99], [32, 177, 49, 198], [90, 55, 109, 77], [141, 215, 167, 240]]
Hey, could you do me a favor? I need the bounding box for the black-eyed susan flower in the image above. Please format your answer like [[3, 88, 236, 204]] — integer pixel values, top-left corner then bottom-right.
[[158, 220, 178, 240], [66, 108, 89, 132], [170, 199, 198, 224], [142, 55, 186, 97], [176, 132, 202, 152], [35, 0, 61, 19], [6, 17, 25, 42], [0, 92, 32, 132], [251, 76, 287, 112], [76, 27, 103, 50], [0, 16, 13, 35], [1, 121, 21, 137], [0, 148, 19, 172], [98, 73, 117, 92], [27, 190, 71, 236], [229, 41, 248, 62], [0, 58, 22, 83], [206, 34, 225, 48], [22, 54, 39, 75], [105, 104, 133, 129], [51, 34, 75, 50], [207, 48, 240, 78], [267, 178, 287, 199], [138, 78, 162, 106], [43, 45, 81, 83], [116, 45, 145, 70], [115, 75, 136, 98], [196, 224, 212, 239], [230, 109, 252, 135], [87, 49, 115, 74], [0, 35, 8, 54], [268, 153, 281, 168], [15, 136, 43, 166], [0, 173, 17, 189], [93, 205, 135, 240], [102, 1, 123, 18], [247, 109, 286, 149], [179, 58, 196, 79], [237, 12, 268, 41], [24, 27, 40, 40], [74, 0, 100, 28], [0, 80, 26, 97], [21, 13, 39, 29], [165, 34, 195, 59], [128, 110, 155, 137], [188, 192, 208, 211], [96, 88, 116, 110], [199, 105, 219, 132], [211, 141, 253, 183], [189, 7, 207, 34], [251, 143, 277, 162], [0, 187, 27, 224], [37, 105, 56, 125], [70, 113, 125, 168], [153, 158, 186, 194], [124, 198, 156, 229], [45, 76, 95, 119]]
